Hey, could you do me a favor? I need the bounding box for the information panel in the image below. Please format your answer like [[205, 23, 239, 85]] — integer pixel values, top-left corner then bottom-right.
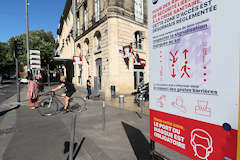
[[30, 50, 41, 70], [148, 0, 240, 159]]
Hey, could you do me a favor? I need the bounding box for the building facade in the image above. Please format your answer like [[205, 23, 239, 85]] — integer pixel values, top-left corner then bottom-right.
[[56, 0, 148, 99]]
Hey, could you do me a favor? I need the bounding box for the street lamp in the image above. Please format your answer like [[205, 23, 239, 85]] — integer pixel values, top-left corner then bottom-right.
[[25, 0, 30, 71]]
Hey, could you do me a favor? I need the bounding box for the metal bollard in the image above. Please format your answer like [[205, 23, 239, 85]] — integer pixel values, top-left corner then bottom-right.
[[140, 98, 145, 119], [69, 113, 77, 160], [102, 101, 106, 130], [119, 95, 124, 104]]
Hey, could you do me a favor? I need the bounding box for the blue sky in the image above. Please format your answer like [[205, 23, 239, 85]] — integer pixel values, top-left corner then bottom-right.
[[0, 0, 66, 42]]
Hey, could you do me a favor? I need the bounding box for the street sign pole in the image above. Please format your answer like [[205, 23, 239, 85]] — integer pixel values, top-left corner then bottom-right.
[[15, 54, 20, 103], [14, 40, 23, 103], [25, 0, 30, 71]]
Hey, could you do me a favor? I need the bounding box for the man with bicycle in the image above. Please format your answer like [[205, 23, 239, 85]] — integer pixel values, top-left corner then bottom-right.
[[51, 76, 76, 111]]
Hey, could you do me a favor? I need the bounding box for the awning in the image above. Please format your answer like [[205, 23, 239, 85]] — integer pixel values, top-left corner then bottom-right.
[[134, 58, 146, 67], [53, 57, 73, 65]]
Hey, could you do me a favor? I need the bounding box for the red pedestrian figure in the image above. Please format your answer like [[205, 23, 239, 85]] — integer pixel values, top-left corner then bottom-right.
[[170, 51, 178, 63], [181, 61, 191, 78], [170, 51, 178, 78]]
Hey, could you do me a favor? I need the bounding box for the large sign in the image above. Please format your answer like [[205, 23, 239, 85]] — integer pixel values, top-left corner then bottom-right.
[[148, 0, 240, 159], [30, 50, 41, 70]]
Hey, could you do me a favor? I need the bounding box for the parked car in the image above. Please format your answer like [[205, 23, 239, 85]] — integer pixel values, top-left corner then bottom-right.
[[20, 78, 28, 84]]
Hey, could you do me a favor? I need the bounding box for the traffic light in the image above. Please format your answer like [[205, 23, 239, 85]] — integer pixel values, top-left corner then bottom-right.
[[14, 40, 23, 56]]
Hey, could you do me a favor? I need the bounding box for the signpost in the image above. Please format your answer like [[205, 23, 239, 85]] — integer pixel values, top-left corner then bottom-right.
[[148, 0, 240, 159], [30, 50, 41, 75], [14, 40, 23, 102]]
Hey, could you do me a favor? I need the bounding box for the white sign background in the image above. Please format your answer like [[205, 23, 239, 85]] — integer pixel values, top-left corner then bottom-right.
[[149, 0, 240, 131]]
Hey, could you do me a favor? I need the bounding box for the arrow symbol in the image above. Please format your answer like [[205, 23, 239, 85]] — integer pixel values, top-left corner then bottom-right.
[[172, 69, 176, 78], [183, 49, 188, 59]]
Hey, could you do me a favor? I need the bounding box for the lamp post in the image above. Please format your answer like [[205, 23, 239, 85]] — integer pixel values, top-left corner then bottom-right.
[[25, 0, 30, 71]]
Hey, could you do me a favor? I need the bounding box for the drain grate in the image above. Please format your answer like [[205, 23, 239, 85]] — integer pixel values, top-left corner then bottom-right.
[[0, 127, 16, 136]]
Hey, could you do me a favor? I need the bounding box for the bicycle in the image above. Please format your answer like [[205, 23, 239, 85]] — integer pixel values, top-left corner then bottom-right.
[[37, 91, 87, 116]]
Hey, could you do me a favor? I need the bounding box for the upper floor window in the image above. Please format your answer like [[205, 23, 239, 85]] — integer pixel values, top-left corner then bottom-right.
[[134, 0, 143, 23], [134, 31, 144, 49], [85, 38, 90, 55], [77, 43, 82, 56], [95, 0, 100, 22], [77, 11, 80, 36], [94, 31, 101, 50], [84, 2, 88, 30]]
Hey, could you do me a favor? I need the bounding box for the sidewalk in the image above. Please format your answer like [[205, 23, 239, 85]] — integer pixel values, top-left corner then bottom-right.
[[0, 85, 190, 160], [63, 87, 190, 160], [74, 86, 149, 115], [0, 86, 70, 160]]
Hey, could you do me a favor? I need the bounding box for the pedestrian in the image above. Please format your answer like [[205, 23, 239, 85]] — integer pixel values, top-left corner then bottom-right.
[[86, 76, 92, 99], [36, 70, 44, 92], [27, 72, 40, 109], [51, 76, 76, 112]]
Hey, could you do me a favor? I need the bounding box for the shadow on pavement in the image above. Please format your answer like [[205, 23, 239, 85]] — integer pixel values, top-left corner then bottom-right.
[[0, 105, 20, 117], [64, 137, 85, 160], [0, 81, 15, 85], [122, 121, 151, 160]]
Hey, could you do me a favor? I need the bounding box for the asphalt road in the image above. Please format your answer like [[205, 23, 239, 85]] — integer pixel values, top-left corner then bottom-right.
[[0, 80, 25, 123], [0, 80, 25, 105]]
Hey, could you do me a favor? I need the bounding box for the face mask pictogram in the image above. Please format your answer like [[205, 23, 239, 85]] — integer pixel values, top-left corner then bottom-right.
[[190, 129, 213, 160]]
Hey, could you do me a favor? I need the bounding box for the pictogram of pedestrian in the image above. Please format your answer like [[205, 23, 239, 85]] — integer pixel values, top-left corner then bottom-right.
[[170, 51, 178, 64], [170, 51, 178, 78], [181, 61, 191, 78]]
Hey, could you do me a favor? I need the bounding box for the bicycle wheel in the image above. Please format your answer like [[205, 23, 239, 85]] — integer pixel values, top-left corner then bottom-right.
[[37, 97, 58, 116], [70, 97, 87, 112]]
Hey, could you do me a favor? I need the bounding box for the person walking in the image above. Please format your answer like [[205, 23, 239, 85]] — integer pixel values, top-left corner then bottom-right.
[[27, 72, 40, 109], [36, 70, 44, 92], [86, 76, 92, 99]]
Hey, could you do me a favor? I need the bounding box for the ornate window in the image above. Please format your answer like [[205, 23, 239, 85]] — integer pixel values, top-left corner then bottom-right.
[[95, 0, 100, 22], [84, 2, 88, 30], [94, 31, 101, 50], [84, 38, 90, 55], [77, 11, 80, 36], [134, 0, 143, 23], [77, 43, 82, 56], [134, 31, 144, 49]]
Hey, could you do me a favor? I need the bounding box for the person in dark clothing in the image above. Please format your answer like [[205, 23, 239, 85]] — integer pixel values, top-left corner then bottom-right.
[[36, 70, 44, 92], [86, 76, 91, 99], [52, 76, 76, 111]]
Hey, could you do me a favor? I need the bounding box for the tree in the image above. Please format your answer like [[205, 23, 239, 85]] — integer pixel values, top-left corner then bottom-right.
[[0, 42, 14, 75], [8, 29, 56, 67]]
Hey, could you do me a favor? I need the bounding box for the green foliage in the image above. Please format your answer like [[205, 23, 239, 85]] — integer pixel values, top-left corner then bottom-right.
[[0, 30, 56, 74], [8, 29, 56, 66], [0, 42, 14, 73]]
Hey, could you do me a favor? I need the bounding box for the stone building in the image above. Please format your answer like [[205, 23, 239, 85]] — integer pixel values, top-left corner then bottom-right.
[[56, 0, 148, 99]]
